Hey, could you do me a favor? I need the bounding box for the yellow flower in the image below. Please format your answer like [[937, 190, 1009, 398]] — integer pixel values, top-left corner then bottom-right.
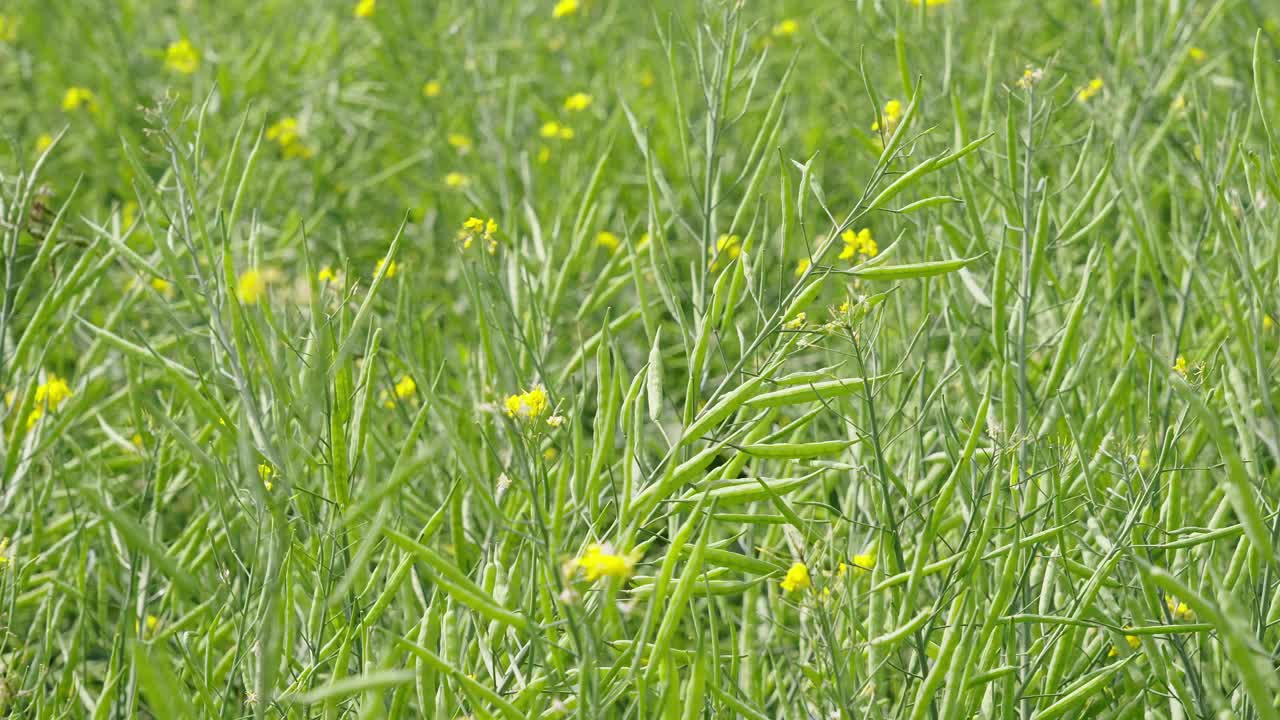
[[0, 14, 17, 42], [1166, 597, 1195, 621], [62, 87, 98, 113], [639, 68, 656, 88], [266, 117, 300, 145], [35, 374, 73, 412], [1172, 355, 1188, 377], [375, 256, 399, 279], [237, 270, 266, 305], [771, 19, 799, 37], [458, 217, 500, 253], [0, 537, 9, 568], [908, 0, 951, 5], [28, 373, 73, 428], [258, 463, 274, 491], [35, 133, 54, 153], [164, 39, 200, 74], [851, 552, 876, 573], [552, 0, 579, 18], [1109, 632, 1141, 656], [445, 171, 469, 188], [448, 133, 473, 152], [871, 99, 902, 133], [150, 277, 173, 294], [394, 375, 416, 399], [1017, 66, 1045, 90], [537, 146, 552, 164], [539, 121, 574, 140], [1263, 314, 1274, 330], [596, 231, 620, 252], [709, 234, 741, 270], [266, 117, 314, 159], [1077, 77, 1104, 103], [576, 543, 636, 581], [1188, 47, 1206, 63], [505, 385, 550, 420], [132, 432, 144, 448], [354, 0, 375, 18], [318, 266, 341, 284], [780, 562, 811, 593], [564, 92, 592, 112], [784, 312, 807, 330], [840, 228, 877, 260], [795, 258, 811, 277], [423, 80, 442, 97], [836, 552, 876, 578]]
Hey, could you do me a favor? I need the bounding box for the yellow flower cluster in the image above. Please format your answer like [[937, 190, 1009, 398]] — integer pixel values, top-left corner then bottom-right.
[[1167, 597, 1194, 621], [318, 267, 342, 286], [539, 121, 575, 140], [709, 234, 741, 270], [504, 384, 549, 421], [459, 216, 500, 254], [423, 80, 442, 97], [258, 463, 274, 491], [839, 552, 877, 576], [62, 87, 98, 113], [780, 551, 875, 595], [780, 562, 811, 592], [444, 171, 469, 188], [165, 39, 200, 74], [1109, 631, 1142, 656], [137, 614, 160, 637], [552, 0, 578, 18], [563, 92, 592, 112], [381, 375, 416, 408], [237, 269, 266, 305], [265, 117, 315, 159], [1077, 77, 1104, 103], [596, 230, 620, 252], [575, 543, 637, 581], [24, 373, 74, 428], [1017, 66, 1045, 90], [354, 0, 375, 18], [375, 256, 399, 279], [871, 99, 902, 133], [839, 228, 878, 260], [772, 19, 799, 38], [448, 133, 473, 153]]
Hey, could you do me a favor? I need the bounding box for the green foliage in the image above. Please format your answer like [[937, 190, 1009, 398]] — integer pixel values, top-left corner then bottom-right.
[[1, 0, 1279, 718]]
